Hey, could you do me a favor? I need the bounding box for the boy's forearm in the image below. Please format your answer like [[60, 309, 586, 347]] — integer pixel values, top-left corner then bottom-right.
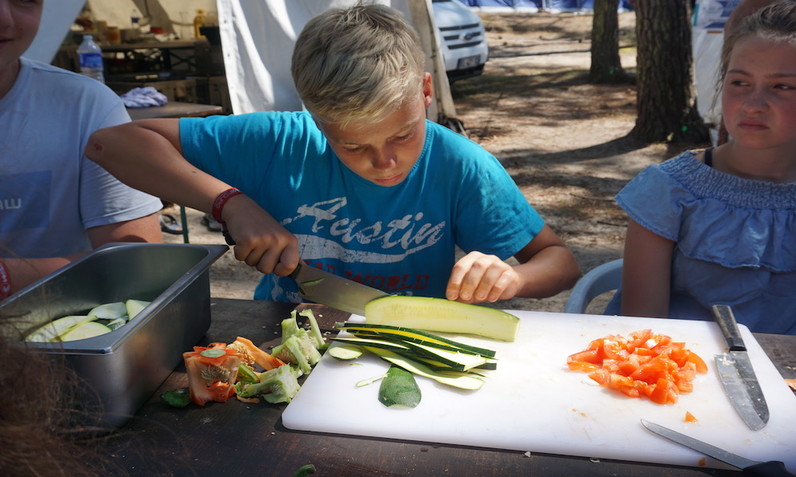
[[513, 245, 580, 298], [86, 121, 231, 214]]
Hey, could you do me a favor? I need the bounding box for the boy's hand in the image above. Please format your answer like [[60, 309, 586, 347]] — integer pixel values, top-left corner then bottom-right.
[[222, 195, 299, 276], [446, 251, 520, 304]]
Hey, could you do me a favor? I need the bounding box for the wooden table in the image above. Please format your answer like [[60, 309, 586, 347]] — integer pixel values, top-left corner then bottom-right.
[[101, 298, 795, 476], [127, 101, 223, 120]]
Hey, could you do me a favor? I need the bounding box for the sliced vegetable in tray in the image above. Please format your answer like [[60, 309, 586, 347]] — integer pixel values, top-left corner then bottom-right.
[[567, 329, 708, 405]]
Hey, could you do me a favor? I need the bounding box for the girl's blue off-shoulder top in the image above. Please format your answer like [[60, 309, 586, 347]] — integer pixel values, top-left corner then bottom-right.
[[606, 150, 796, 335]]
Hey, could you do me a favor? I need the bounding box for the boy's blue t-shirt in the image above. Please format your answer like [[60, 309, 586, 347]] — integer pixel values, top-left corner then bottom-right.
[[180, 111, 543, 302]]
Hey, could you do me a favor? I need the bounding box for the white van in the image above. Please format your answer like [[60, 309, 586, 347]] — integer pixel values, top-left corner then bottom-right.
[[431, 0, 490, 82]]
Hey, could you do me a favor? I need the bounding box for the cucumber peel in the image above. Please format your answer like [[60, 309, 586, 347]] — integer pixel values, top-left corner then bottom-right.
[[364, 296, 520, 342], [378, 366, 421, 408]]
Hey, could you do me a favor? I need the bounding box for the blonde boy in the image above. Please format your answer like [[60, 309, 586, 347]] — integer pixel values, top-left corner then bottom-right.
[[88, 4, 579, 305]]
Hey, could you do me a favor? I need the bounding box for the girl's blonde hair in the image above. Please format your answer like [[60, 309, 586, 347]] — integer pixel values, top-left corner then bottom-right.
[[291, 3, 426, 126], [719, 0, 796, 89]]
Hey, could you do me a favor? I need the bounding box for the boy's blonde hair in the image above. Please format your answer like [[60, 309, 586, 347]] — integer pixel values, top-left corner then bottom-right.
[[719, 0, 796, 89], [291, 3, 426, 126]]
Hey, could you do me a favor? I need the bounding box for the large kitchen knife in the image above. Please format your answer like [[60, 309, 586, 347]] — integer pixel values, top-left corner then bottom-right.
[[640, 420, 794, 476], [290, 262, 388, 316], [711, 304, 769, 431]]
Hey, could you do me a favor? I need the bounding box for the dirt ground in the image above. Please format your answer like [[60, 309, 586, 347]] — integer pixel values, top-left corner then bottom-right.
[[164, 12, 710, 314]]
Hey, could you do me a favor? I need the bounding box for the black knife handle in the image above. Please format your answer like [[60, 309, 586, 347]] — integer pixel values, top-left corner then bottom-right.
[[744, 461, 796, 477], [712, 304, 746, 351]]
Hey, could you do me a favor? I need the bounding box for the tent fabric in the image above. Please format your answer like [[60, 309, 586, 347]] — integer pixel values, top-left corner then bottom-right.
[[692, 0, 741, 136], [217, 0, 456, 123], [458, 0, 634, 11], [23, 0, 85, 63]]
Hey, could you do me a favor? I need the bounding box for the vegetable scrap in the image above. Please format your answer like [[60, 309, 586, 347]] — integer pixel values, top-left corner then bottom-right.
[[378, 366, 421, 408], [163, 308, 327, 408], [183, 343, 241, 406], [566, 329, 708, 405]]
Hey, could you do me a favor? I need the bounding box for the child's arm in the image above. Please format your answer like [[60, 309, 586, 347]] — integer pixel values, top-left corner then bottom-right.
[[446, 225, 580, 303], [620, 219, 675, 318], [87, 120, 300, 276]]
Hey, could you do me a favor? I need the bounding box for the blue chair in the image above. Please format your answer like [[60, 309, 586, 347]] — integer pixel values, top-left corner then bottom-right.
[[564, 259, 623, 314]]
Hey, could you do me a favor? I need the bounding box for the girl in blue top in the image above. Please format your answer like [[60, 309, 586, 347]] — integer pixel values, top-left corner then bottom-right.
[[87, 5, 580, 306], [608, 1, 796, 334]]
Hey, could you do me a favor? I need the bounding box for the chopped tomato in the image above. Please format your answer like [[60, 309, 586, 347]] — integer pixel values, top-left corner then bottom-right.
[[684, 411, 698, 423], [567, 330, 708, 405]]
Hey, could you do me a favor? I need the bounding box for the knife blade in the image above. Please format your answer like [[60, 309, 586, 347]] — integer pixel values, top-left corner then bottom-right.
[[640, 420, 794, 476], [711, 304, 769, 431], [289, 262, 388, 316]]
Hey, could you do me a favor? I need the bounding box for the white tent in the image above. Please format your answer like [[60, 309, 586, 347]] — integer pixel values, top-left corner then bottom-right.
[[24, 0, 456, 124], [692, 0, 741, 144]]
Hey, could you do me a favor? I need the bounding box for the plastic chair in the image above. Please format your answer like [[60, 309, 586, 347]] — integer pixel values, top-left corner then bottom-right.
[[564, 259, 623, 314]]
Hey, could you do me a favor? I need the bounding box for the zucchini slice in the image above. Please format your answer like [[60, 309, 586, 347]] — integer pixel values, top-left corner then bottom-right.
[[327, 344, 364, 361], [334, 322, 497, 358], [364, 296, 520, 342], [24, 315, 97, 342], [363, 346, 484, 390]]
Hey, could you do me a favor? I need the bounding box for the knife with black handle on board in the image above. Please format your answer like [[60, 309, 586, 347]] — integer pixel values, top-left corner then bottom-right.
[[712, 304, 770, 431], [641, 420, 795, 476]]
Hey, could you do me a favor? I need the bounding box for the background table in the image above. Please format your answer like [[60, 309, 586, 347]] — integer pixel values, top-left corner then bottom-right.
[[127, 101, 223, 120], [100, 299, 794, 476]]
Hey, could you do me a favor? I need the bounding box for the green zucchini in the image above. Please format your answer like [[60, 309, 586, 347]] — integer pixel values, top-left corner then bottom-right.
[[364, 296, 520, 342], [378, 366, 421, 408], [334, 335, 487, 371], [363, 346, 484, 390], [327, 344, 364, 361], [334, 322, 497, 357]]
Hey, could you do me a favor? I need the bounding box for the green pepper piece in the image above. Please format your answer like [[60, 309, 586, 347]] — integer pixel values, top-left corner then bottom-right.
[[161, 388, 191, 408]]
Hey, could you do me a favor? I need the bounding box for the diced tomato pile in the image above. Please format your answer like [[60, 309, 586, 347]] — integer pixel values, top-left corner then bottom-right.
[[567, 329, 709, 405]]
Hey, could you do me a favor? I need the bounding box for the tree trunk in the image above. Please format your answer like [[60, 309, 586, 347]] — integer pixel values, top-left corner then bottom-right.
[[630, 0, 708, 143], [589, 0, 631, 84]]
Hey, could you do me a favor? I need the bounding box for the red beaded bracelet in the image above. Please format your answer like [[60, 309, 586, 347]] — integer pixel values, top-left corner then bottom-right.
[[211, 188, 243, 224], [0, 260, 13, 300]]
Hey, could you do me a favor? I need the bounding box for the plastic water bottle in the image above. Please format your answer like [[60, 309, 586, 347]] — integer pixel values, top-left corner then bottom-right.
[[77, 35, 105, 83]]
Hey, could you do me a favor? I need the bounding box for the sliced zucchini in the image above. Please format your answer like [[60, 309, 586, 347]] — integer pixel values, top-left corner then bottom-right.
[[327, 344, 364, 361], [104, 318, 127, 331], [364, 296, 520, 342], [57, 321, 112, 342], [24, 315, 97, 342], [363, 346, 484, 390], [334, 322, 497, 357], [88, 301, 128, 320], [400, 340, 489, 371], [378, 366, 421, 408], [331, 336, 410, 354], [125, 299, 151, 319]]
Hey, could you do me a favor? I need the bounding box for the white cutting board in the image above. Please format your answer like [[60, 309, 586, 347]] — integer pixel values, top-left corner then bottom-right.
[[282, 311, 796, 471]]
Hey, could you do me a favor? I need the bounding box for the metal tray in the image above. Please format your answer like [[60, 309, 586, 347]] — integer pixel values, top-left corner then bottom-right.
[[0, 243, 228, 429]]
